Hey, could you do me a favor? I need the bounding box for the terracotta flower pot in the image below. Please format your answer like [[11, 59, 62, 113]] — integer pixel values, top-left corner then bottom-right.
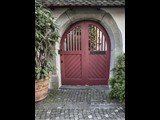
[[35, 77, 49, 102]]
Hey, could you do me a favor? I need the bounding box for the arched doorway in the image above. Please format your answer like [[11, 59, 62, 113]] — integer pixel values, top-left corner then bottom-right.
[[59, 20, 111, 85]]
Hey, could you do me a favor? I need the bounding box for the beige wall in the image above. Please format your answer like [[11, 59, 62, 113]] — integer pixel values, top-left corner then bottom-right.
[[102, 8, 125, 51], [49, 7, 125, 88]]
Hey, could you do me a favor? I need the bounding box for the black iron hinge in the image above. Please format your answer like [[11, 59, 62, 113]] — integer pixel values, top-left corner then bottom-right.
[[58, 49, 62, 54]]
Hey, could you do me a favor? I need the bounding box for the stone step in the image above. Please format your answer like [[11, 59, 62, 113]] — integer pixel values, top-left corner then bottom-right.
[[60, 85, 109, 90]]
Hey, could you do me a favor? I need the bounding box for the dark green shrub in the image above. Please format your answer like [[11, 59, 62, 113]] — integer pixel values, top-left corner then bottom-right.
[[109, 53, 125, 103]]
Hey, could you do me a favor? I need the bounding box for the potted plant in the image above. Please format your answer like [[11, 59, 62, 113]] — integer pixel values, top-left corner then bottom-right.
[[35, 1, 58, 102]]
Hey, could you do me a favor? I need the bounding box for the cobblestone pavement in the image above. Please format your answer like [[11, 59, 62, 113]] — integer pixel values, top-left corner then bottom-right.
[[35, 87, 125, 120]]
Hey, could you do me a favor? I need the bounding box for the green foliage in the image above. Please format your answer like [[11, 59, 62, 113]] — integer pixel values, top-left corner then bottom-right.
[[35, 0, 58, 80], [89, 25, 97, 50], [109, 53, 125, 103]]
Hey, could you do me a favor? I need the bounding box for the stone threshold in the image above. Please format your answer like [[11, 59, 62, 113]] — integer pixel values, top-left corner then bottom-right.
[[59, 85, 109, 90]]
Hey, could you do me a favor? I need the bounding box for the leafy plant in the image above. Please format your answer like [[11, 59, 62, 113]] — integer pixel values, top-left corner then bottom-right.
[[89, 25, 97, 50], [35, 0, 58, 80], [109, 53, 125, 103]]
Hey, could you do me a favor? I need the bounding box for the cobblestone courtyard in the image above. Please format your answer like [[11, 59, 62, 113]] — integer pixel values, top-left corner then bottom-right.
[[35, 86, 125, 120]]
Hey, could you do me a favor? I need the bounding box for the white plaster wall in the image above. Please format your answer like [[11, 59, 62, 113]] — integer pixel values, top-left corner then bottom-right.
[[50, 8, 68, 22], [102, 8, 125, 52], [55, 41, 61, 88], [50, 7, 69, 88], [50, 7, 125, 87]]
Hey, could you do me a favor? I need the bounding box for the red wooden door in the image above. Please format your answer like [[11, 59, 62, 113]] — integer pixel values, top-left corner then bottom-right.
[[60, 21, 110, 85]]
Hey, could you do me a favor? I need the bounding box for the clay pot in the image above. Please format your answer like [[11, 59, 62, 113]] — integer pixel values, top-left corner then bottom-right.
[[35, 77, 49, 102]]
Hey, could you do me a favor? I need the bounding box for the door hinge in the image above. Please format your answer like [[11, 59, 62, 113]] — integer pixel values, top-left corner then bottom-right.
[[58, 49, 62, 54]]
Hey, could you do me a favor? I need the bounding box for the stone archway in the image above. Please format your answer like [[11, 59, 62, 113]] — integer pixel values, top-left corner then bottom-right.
[[52, 7, 123, 87]]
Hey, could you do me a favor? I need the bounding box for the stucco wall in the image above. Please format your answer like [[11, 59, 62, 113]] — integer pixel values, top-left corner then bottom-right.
[[102, 8, 125, 51], [49, 7, 125, 88]]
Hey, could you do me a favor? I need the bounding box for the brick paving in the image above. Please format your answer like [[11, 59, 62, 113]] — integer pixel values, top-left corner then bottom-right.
[[35, 86, 125, 120]]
